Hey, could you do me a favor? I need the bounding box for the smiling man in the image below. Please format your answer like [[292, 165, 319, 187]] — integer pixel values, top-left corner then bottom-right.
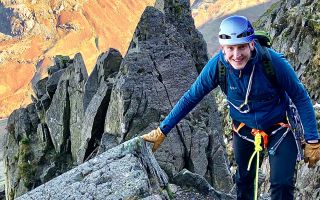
[[222, 43, 254, 70], [142, 15, 320, 200]]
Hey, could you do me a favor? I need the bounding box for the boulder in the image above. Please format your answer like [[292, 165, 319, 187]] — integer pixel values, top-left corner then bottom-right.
[[173, 169, 235, 199], [17, 138, 169, 200]]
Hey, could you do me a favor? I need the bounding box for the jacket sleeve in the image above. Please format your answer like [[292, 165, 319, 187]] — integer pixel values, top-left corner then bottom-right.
[[160, 56, 219, 135], [269, 49, 319, 141]]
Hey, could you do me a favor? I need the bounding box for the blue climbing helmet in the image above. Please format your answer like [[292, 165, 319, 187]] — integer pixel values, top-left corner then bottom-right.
[[218, 15, 255, 45]]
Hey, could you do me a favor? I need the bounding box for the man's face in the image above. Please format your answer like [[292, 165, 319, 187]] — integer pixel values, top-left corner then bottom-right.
[[221, 42, 254, 70]]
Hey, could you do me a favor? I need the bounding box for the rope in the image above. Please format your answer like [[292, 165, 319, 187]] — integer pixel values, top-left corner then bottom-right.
[[247, 132, 263, 200], [234, 122, 290, 199]]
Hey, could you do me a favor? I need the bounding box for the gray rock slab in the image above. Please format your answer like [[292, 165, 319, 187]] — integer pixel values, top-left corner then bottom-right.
[[33, 77, 48, 99], [173, 169, 235, 200], [46, 69, 65, 98], [68, 53, 88, 160], [46, 80, 69, 153], [83, 48, 122, 112], [77, 81, 112, 163], [17, 137, 168, 200]]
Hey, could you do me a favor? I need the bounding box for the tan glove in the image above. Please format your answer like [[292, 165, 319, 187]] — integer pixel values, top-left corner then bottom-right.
[[141, 127, 166, 152], [304, 142, 320, 168]]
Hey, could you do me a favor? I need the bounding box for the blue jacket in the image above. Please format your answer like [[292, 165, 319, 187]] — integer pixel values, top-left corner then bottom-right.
[[160, 46, 319, 141]]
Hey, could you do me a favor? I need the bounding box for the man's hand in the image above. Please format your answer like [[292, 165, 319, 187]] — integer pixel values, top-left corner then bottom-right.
[[304, 142, 320, 168], [142, 127, 166, 152]]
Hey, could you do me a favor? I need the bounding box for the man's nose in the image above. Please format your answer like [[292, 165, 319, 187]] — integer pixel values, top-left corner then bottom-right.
[[233, 49, 241, 58]]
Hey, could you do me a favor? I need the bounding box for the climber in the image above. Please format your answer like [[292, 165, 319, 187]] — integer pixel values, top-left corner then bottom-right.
[[141, 15, 320, 200]]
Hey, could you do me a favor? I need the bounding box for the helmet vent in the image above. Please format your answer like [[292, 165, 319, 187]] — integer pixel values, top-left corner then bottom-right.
[[237, 31, 253, 38], [219, 34, 231, 39]]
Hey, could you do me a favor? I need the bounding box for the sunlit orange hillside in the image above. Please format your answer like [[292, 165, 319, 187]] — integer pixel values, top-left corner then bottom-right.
[[0, 0, 155, 117]]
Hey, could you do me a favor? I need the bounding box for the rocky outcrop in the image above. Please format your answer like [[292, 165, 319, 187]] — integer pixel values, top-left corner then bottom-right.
[[5, 1, 234, 199], [77, 49, 122, 163], [83, 48, 122, 112], [4, 104, 41, 199], [104, 1, 233, 193], [4, 50, 121, 199], [0, 0, 155, 118], [17, 138, 169, 200], [154, 0, 208, 72], [46, 53, 88, 160]]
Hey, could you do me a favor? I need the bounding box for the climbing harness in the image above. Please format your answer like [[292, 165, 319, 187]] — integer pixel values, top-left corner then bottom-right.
[[233, 122, 291, 200], [232, 122, 290, 152], [268, 123, 290, 156]]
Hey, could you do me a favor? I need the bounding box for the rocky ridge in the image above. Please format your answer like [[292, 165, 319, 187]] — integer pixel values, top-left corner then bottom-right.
[[4, 0, 234, 199], [3, 1, 319, 199]]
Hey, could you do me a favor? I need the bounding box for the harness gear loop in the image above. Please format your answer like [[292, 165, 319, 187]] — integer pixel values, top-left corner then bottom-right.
[[233, 122, 246, 133]]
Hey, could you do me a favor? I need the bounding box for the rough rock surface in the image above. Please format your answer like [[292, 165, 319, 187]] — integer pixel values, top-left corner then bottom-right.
[[17, 138, 169, 200], [46, 53, 88, 159], [83, 49, 122, 112], [173, 169, 235, 199], [104, 3, 233, 193], [155, 0, 208, 73], [4, 1, 237, 199], [4, 104, 40, 199]]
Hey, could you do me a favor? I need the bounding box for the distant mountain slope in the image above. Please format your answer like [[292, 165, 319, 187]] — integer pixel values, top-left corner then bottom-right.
[[0, 0, 155, 117], [194, 0, 279, 55]]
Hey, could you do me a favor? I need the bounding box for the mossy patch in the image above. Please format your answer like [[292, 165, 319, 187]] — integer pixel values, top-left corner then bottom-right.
[[169, 1, 184, 18], [18, 137, 37, 189], [165, 185, 175, 199]]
